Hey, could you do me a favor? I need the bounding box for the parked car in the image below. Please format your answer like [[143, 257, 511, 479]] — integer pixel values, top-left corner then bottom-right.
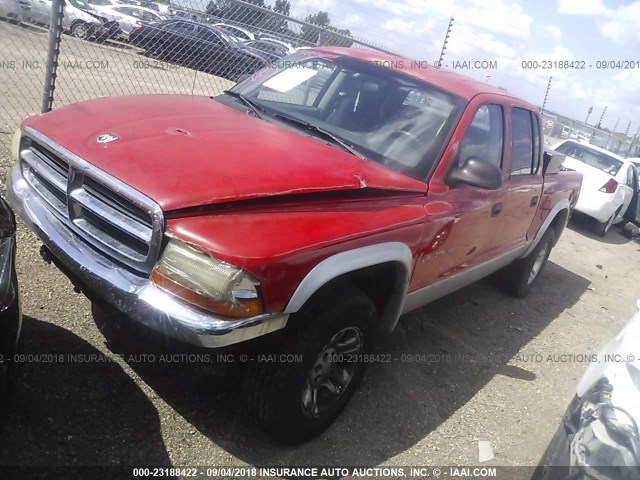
[[259, 36, 297, 52], [87, 2, 164, 38], [0, 0, 30, 24], [129, 19, 268, 80], [244, 39, 293, 63], [28, 0, 115, 39], [6, 47, 582, 442], [211, 22, 256, 41], [533, 303, 640, 480], [0, 187, 21, 412], [554, 140, 636, 236]]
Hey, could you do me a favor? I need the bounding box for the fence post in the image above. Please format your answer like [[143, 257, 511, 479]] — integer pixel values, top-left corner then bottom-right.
[[316, 29, 325, 46], [41, 0, 64, 113]]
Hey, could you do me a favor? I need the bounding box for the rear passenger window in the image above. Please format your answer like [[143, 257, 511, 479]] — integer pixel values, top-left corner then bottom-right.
[[510, 108, 538, 176], [458, 104, 504, 168]]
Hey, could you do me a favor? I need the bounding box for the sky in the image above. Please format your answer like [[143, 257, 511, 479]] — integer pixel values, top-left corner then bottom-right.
[[255, 0, 640, 134]]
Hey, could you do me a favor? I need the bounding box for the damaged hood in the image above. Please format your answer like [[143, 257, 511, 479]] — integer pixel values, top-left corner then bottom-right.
[[23, 95, 426, 211]]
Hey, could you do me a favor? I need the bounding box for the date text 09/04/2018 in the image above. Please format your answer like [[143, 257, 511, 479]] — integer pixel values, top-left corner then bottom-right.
[[521, 60, 640, 69], [131, 467, 499, 478]]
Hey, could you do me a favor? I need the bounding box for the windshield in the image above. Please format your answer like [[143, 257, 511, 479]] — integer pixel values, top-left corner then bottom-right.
[[555, 141, 623, 176], [70, 0, 91, 8], [230, 52, 466, 180]]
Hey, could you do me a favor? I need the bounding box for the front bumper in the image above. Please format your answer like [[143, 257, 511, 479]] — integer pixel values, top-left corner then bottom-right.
[[6, 165, 288, 348]]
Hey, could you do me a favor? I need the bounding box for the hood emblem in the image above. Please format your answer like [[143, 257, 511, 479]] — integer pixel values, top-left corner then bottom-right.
[[96, 133, 119, 144]]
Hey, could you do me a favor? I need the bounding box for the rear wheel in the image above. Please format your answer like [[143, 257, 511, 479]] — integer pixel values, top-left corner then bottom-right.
[[243, 286, 376, 443], [145, 40, 166, 60], [594, 208, 619, 237], [501, 227, 556, 298]]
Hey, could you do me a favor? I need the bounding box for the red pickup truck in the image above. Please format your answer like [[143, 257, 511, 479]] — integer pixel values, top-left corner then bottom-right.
[[7, 47, 581, 442]]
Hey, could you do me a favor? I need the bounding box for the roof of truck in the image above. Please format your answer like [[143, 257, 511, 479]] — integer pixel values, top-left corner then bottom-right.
[[316, 47, 533, 105]]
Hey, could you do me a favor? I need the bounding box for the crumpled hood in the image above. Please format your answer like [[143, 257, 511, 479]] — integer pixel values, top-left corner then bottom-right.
[[23, 95, 426, 212]]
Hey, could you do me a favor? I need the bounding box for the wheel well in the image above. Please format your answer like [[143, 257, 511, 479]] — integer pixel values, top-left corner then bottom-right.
[[299, 262, 408, 334], [550, 208, 569, 246]]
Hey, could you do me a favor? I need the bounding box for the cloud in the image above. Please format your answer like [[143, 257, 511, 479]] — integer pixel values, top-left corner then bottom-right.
[[557, 0, 605, 15], [544, 24, 562, 40], [557, 0, 640, 44]]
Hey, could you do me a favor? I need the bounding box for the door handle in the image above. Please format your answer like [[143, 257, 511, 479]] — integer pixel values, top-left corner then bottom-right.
[[491, 203, 503, 217], [530, 196, 539, 207]]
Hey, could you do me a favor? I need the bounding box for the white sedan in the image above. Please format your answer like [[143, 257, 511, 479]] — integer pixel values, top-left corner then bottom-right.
[[88, 0, 164, 37], [553, 140, 638, 236]]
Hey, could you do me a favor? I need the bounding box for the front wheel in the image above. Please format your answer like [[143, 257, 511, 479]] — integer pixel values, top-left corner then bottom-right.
[[70, 22, 92, 40], [501, 227, 556, 298], [243, 286, 376, 443]]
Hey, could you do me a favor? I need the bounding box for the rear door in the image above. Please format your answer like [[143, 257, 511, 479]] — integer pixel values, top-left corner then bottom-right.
[[497, 106, 543, 251]]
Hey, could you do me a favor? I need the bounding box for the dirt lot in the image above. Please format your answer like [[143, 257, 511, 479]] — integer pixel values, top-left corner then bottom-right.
[[1, 17, 640, 479]]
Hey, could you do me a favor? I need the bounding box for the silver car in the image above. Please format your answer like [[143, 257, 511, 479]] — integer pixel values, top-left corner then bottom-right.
[[0, 0, 31, 23], [27, 0, 106, 39]]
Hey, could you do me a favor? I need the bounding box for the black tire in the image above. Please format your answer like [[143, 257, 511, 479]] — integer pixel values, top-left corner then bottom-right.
[[594, 208, 619, 237], [70, 21, 92, 40], [501, 227, 556, 298], [243, 285, 376, 443], [145, 40, 166, 60]]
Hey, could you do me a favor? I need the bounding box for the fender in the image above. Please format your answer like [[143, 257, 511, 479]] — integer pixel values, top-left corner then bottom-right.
[[520, 198, 570, 258], [284, 242, 413, 332]]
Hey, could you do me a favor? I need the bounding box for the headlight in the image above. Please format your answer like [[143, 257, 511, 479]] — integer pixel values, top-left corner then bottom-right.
[[150, 237, 262, 318], [11, 129, 21, 163]]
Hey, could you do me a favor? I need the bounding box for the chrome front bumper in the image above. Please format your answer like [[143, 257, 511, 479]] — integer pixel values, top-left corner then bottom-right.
[[6, 165, 288, 348]]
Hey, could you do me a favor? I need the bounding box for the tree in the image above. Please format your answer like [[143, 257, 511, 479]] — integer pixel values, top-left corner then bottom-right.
[[273, 0, 290, 16], [300, 11, 330, 45], [216, 0, 267, 27], [262, 0, 291, 34], [300, 11, 353, 47]]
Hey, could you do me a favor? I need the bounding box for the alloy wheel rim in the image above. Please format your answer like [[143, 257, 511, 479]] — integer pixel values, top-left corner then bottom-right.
[[301, 326, 363, 419], [74, 25, 88, 38], [528, 242, 549, 284]]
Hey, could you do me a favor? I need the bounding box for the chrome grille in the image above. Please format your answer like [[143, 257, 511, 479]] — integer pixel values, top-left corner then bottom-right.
[[19, 127, 164, 273]]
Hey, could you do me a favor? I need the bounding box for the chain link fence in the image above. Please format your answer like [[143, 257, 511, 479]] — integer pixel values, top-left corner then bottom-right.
[[0, 0, 398, 152], [2, 0, 637, 164], [542, 112, 640, 158]]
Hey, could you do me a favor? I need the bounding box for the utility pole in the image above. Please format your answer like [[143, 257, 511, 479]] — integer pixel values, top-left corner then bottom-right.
[[540, 76, 552, 115], [605, 117, 620, 150], [437, 17, 454, 68], [596, 106, 607, 129], [585, 105, 593, 125]]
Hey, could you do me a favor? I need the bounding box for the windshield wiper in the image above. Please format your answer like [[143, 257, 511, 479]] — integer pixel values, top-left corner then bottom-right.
[[273, 113, 366, 159], [223, 90, 267, 120]]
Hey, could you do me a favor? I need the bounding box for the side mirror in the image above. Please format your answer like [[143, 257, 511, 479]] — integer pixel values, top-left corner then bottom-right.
[[447, 157, 503, 190]]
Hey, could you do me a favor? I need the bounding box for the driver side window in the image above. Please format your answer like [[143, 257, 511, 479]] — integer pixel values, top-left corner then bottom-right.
[[459, 104, 504, 168]]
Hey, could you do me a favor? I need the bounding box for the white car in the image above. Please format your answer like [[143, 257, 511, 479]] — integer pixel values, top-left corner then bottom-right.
[[0, 0, 31, 23], [88, 1, 164, 37], [254, 37, 297, 54], [212, 22, 256, 41], [553, 139, 637, 236], [534, 302, 640, 477]]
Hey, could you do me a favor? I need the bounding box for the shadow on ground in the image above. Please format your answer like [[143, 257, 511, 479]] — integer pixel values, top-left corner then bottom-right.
[[88, 260, 590, 466], [567, 212, 630, 246], [0, 316, 172, 468]]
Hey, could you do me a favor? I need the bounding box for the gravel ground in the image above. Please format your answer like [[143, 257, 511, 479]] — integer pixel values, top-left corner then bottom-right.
[[1, 17, 640, 480]]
